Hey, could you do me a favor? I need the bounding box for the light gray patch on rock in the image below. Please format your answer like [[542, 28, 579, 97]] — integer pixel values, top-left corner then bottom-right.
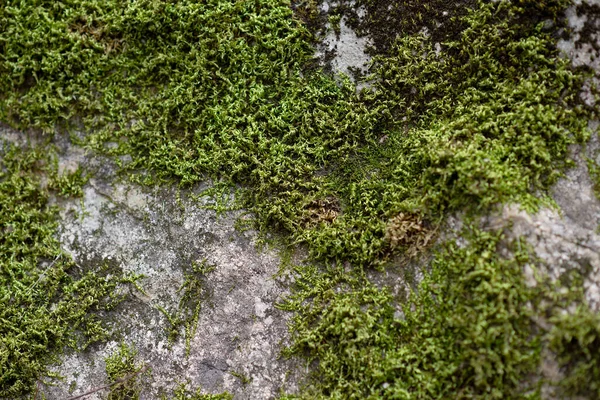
[[39, 143, 302, 400], [551, 126, 600, 232], [565, 4, 589, 32], [0, 123, 27, 147], [497, 204, 600, 310], [558, 1, 600, 107], [315, 8, 371, 80]]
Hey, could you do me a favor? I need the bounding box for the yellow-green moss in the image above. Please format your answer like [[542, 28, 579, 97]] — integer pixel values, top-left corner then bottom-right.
[[0, 142, 140, 397], [1, 0, 598, 398], [105, 343, 145, 400]]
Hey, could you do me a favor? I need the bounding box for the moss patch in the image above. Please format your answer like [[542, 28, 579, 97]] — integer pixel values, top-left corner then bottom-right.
[[0, 141, 139, 397], [549, 305, 600, 398], [280, 228, 544, 399], [165, 383, 233, 400]]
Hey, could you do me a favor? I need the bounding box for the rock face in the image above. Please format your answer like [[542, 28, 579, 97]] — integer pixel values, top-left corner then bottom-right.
[[40, 138, 302, 399], [36, 8, 378, 398], [315, 1, 371, 79]]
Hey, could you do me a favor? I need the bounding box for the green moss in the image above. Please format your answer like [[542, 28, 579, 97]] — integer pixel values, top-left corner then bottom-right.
[[2, 0, 592, 266], [281, 228, 545, 399], [0, 142, 140, 397], [327, 14, 341, 36], [277, 1, 599, 398], [105, 343, 145, 400], [549, 305, 600, 398], [230, 370, 253, 386], [1, 0, 598, 398], [48, 164, 89, 198], [165, 383, 233, 400], [587, 156, 600, 200]]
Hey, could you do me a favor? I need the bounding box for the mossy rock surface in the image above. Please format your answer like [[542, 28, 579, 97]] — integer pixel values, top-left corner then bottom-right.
[[1, 0, 600, 399]]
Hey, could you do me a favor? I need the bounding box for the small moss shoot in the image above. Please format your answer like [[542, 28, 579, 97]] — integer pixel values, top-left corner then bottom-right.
[[157, 260, 215, 355], [587, 155, 600, 200], [327, 14, 341, 36], [165, 383, 233, 400], [105, 343, 145, 400], [230, 370, 253, 386]]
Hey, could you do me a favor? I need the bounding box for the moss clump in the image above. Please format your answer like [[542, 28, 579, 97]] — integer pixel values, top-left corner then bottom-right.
[[48, 164, 89, 198], [278, 0, 599, 398], [230, 370, 253, 386], [281, 228, 544, 399], [294, 0, 593, 269], [549, 305, 600, 398], [105, 343, 145, 400], [165, 383, 233, 400], [0, 142, 139, 397]]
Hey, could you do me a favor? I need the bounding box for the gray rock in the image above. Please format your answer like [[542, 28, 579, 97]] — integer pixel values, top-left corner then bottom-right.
[[41, 144, 302, 400]]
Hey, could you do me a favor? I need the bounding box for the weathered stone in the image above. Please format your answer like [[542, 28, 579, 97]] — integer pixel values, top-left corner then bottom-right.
[[39, 142, 302, 399]]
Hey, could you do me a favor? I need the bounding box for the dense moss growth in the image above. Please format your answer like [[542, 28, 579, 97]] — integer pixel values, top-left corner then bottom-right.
[[0, 142, 139, 397], [1, 0, 599, 398], [1, 0, 593, 264], [281, 229, 543, 399], [278, 1, 598, 397]]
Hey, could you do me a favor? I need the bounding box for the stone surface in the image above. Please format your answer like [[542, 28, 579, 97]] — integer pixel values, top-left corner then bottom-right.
[[498, 203, 600, 310], [315, 1, 371, 80], [37, 11, 374, 398], [36, 139, 302, 400]]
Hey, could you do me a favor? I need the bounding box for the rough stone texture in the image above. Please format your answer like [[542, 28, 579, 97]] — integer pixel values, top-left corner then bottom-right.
[[315, 1, 371, 80], [522, 0, 600, 304], [558, 1, 600, 72], [34, 138, 302, 400], [552, 127, 600, 232], [558, 0, 600, 109], [498, 203, 600, 309]]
